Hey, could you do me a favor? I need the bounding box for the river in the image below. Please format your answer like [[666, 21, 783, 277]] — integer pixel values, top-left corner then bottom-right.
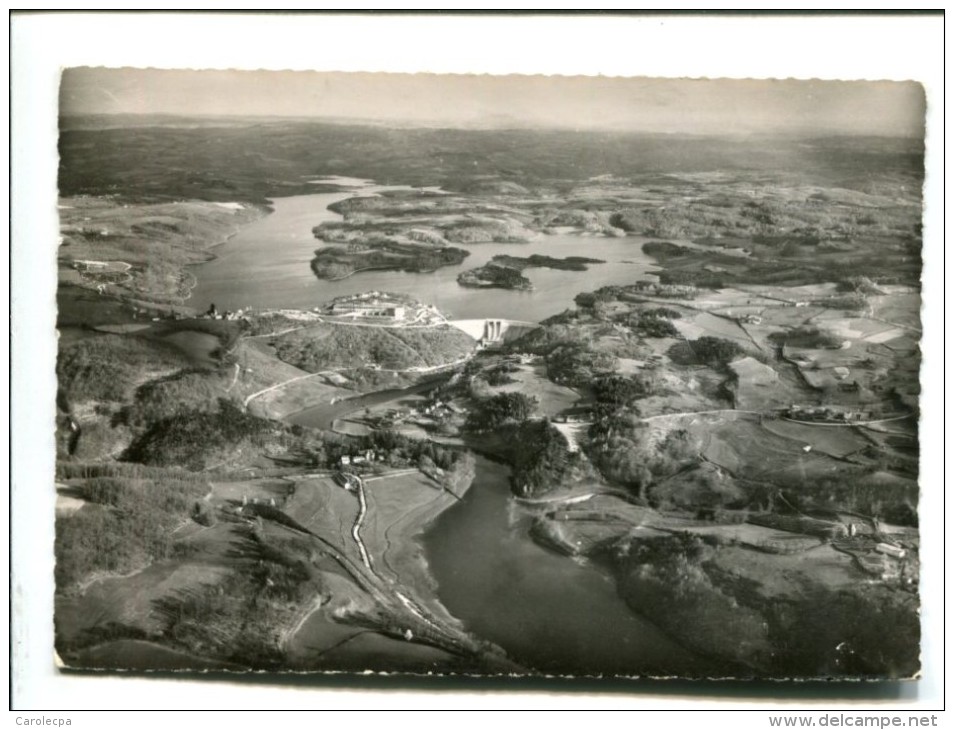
[[423, 455, 714, 676], [190, 183, 658, 322], [192, 181, 709, 675]]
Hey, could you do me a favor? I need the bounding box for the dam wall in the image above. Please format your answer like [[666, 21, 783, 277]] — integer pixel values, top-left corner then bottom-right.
[[448, 319, 540, 344]]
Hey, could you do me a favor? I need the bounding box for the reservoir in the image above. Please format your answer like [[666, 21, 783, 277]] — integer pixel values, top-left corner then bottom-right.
[[190, 185, 657, 322]]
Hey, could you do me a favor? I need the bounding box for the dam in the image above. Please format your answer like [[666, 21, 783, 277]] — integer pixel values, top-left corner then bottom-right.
[[447, 318, 540, 346]]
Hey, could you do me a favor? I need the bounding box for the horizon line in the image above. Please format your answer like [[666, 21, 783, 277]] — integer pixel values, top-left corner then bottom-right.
[[57, 112, 926, 139]]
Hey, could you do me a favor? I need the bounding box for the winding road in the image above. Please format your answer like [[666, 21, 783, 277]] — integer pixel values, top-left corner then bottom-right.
[[344, 473, 373, 572]]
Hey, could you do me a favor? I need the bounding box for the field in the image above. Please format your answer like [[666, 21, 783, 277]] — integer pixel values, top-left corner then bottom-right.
[[282, 476, 361, 562], [688, 416, 846, 485], [760, 418, 871, 458], [729, 357, 781, 410], [56, 461, 497, 673]]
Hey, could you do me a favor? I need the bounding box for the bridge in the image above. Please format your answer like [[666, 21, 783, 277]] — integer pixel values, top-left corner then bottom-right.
[[447, 318, 540, 345]]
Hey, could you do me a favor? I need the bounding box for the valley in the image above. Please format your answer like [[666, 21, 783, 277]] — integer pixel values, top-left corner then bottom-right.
[[53, 114, 923, 679]]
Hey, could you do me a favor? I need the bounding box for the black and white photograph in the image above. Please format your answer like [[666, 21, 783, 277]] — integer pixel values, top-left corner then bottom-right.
[[11, 11, 944, 715]]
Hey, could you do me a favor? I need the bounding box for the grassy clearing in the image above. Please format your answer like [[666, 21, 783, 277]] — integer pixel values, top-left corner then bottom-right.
[[729, 357, 784, 410], [761, 418, 870, 458], [483, 363, 580, 418], [675, 311, 753, 345], [282, 477, 360, 561], [695, 418, 845, 486]]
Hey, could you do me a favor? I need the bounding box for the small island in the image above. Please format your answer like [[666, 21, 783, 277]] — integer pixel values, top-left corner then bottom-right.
[[457, 254, 605, 290], [311, 239, 469, 280], [457, 263, 533, 290]]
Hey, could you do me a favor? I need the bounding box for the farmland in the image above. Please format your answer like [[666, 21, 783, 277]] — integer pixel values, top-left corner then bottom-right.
[[52, 108, 923, 679]]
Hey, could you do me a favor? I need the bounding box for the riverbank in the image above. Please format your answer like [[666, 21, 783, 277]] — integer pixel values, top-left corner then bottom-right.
[[58, 196, 267, 307], [423, 454, 720, 677], [278, 466, 518, 673]]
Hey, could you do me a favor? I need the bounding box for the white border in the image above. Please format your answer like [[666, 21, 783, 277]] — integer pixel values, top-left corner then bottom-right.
[[9, 11, 946, 716]]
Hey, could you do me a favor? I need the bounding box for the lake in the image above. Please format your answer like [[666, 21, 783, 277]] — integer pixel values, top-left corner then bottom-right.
[[190, 185, 658, 322]]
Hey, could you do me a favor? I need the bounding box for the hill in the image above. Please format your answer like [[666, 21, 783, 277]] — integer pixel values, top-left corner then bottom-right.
[[269, 323, 475, 373]]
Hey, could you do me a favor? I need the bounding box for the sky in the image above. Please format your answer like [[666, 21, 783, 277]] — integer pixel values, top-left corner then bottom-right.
[[61, 67, 925, 137]]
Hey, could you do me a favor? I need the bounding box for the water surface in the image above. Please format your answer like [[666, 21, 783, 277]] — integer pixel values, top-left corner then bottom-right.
[[191, 187, 657, 321], [423, 455, 717, 677]]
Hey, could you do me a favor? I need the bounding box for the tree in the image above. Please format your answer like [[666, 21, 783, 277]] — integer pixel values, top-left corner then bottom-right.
[[592, 374, 645, 406], [465, 392, 538, 432], [687, 336, 744, 367], [637, 316, 680, 338]]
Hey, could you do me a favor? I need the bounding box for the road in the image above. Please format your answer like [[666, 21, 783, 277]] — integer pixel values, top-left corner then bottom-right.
[[242, 354, 469, 408], [782, 413, 915, 428], [639, 409, 762, 423], [344, 473, 374, 572], [243, 370, 333, 407]]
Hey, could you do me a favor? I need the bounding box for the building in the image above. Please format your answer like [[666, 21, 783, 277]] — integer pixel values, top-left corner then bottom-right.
[[74, 260, 111, 272], [330, 299, 406, 320]]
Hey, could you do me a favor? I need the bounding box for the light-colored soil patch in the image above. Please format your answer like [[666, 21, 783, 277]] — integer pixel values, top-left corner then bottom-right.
[[392, 422, 432, 440], [552, 422, 587, 453], [93, 323, 153, 335], [690, 311, 754, 342], [55, 484, 87, 516], [617, 357, 647, 374], [645, 336, 681, 358], [865, 328, 906, 344]]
